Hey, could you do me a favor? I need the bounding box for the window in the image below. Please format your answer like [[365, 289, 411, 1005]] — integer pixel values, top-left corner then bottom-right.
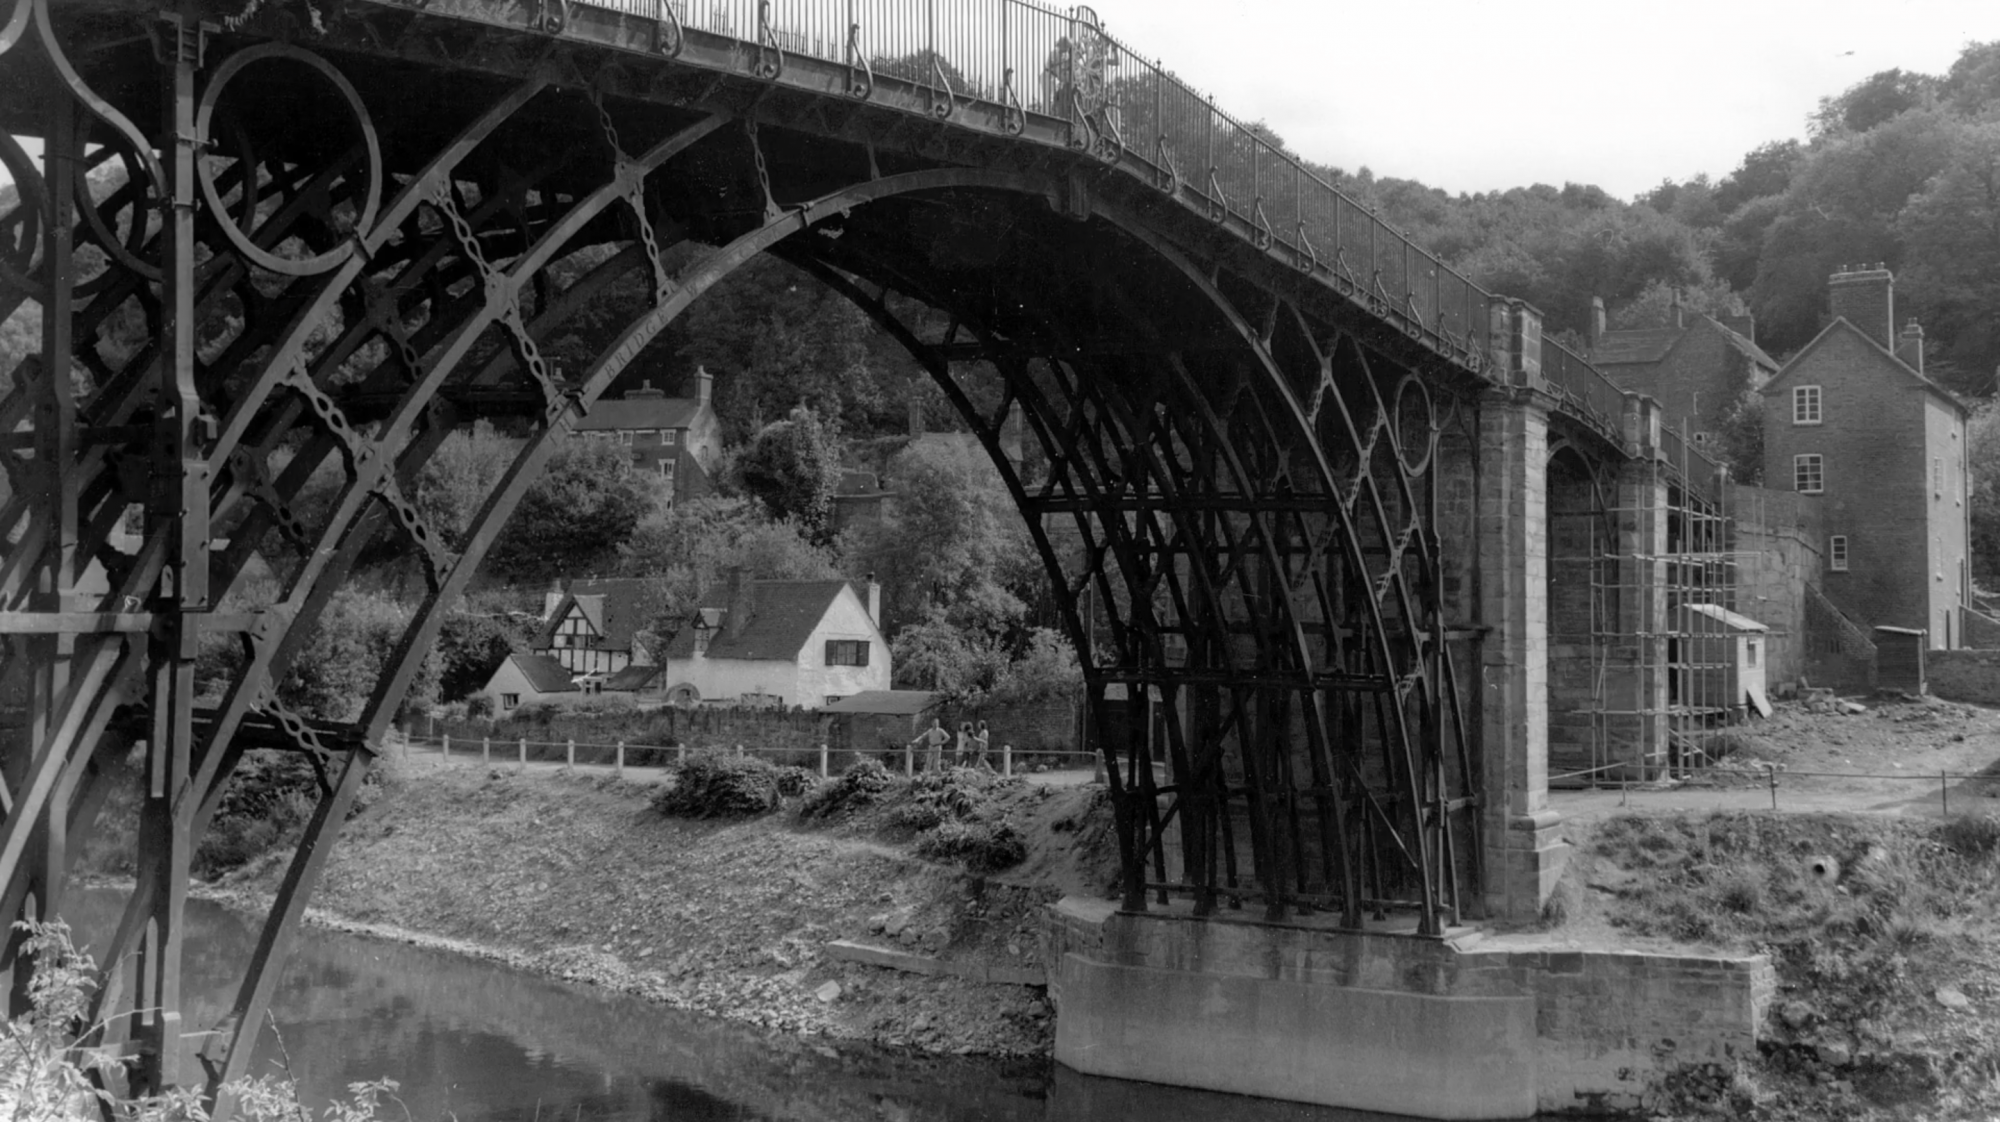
[[1792, 386, 1822, 425], [1746, 640, 1760, 669], [634, 429, 654, 442], [1829, 535, 1848, 572], [1691, 431, 1712, 446], [657, 460, 675, 478], [501, 693, 520, 710], [619, 430, 634, 445], [825, 640, 870, 666], [663, 430, 678, 446], [1794, 454, 1824, 494]]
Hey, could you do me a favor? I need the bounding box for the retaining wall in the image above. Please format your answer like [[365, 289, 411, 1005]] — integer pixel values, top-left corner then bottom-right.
[[1927, 648, 2000, 705], [1045, 897, 1772, 1119]]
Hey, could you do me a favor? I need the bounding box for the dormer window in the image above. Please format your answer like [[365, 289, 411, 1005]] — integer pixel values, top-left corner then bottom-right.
[[1792, 386, 1822, 425], [694, 626, 710, 655]]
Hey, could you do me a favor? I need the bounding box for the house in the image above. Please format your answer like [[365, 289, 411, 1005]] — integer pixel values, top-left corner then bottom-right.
[[477, 652, 578, 713], [534, 578, 666, 676], [602, 662, 667, 704], [1586, 291, 1779, 457], [1760, 265, 1971, 647], [574, 368, 724, 505], [659, 571, 890, 708]]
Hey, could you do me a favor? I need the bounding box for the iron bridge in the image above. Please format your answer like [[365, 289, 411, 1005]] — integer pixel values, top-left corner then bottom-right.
[[0, 0, 1711, 1109]]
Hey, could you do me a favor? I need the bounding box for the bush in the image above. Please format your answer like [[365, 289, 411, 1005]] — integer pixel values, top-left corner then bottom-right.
[[798, 758, 897, 820], [1942, 812, 2000, 859], [916, 821, 1026, 872], [774, 765, 818, 798], [652, 754, 784, 818]]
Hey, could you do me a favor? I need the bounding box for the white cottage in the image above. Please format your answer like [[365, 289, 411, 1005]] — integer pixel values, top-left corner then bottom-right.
[[477, 652, 579, 713], [659, 572, 889, 708]]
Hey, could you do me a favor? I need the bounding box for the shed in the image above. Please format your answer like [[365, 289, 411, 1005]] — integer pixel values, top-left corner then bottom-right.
[[820, 690, 939, 755], [1676, 604, 1771, 719], [1872, 626, 1927, 695]]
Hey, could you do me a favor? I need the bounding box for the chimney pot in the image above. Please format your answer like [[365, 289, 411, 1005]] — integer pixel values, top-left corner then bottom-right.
[[1589, 296, 1606, 349], [1897, 318, 1925, 375]]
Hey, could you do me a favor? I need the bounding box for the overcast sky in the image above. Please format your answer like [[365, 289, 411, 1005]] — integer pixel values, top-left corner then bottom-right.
[[1087, 0, 2000, 200]]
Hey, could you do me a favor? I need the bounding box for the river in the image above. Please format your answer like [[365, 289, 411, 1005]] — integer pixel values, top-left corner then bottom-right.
[[67, 889, 1413, 1122]]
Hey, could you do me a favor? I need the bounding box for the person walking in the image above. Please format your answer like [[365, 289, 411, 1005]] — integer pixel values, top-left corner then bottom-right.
[[973, 721, 992, 769], [910, 717, 951, 772], [954, 721, 974, 768]]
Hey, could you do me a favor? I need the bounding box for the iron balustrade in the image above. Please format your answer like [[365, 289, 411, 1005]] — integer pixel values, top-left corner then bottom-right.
[[563, 0, 1723, 492]]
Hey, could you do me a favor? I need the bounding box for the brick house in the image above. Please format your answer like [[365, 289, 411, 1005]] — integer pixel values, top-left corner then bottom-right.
[[1586, 292, 1779, 460], [1760, 265, 1971, 647], [659, 571, 889, 708], [574, 368, 723, 504]]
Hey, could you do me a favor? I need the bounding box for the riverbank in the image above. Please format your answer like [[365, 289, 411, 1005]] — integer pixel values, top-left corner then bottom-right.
[[218, 756, 1119, 1058]]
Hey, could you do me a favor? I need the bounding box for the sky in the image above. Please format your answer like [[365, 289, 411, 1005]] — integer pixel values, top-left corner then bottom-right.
[[1086, 0, 2000, 200]]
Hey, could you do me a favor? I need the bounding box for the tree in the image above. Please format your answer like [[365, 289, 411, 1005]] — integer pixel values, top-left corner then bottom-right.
[[279, 590, 439, 721], [1894, 119, 2000, 393], [415, 421, 521, 550], [890, 609, 1009, 699], [1713, 389, 1766, 486], [1970, 400, 2000, 584], [486, 438, 652, 582], [1940, 40, 2000, 115], [435, 611, 536, 701], [1811, 68, 1937, 137], [735, 405, 842, 541]]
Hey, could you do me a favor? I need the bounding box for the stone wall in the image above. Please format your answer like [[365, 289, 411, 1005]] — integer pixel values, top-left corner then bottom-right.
[[1927, 649, 2000, 705], [1047, 897, 1773, 1118]]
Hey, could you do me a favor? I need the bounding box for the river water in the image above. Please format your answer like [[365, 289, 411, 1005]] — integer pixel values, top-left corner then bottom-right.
[[67, 889, 1412, 1122]]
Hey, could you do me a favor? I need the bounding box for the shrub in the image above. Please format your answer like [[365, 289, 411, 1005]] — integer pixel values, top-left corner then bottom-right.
[[888, 802, 946, 832], [1942, 812, 2000, 859], [653, 754, 783, 818], [798, 758, 897, 820], [774, 765, 818, 798], [916, 821, 1026, 872]]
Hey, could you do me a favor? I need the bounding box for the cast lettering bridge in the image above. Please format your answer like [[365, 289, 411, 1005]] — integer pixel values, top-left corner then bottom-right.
[[0, 0, 1719, 1109]]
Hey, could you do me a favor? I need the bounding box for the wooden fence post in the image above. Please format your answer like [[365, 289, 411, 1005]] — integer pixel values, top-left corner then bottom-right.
[[904, 743, 913, 777], [442, 734, 450, 762], [482, 736, 491, 766], [1003, 743, 1012, 778], [518, 736, 527, 773], [616, 740, 626, 778], [819, 742, 829, 778], [677, 743, 686, 765], [566, 738, 576, 771]]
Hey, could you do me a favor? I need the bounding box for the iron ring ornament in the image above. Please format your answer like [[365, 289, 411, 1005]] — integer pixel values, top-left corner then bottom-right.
[[195, 43, 383, 278], [1392, 374, 1437, 476]]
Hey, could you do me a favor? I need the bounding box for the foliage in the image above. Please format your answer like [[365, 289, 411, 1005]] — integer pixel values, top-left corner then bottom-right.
[[914, 820, 1026, 873], [1811, 68, 1937, 137], [279, 589, 439, 722], [486, 438, 653, 582], [415, 421, 521, 550], [797, 758, 897, 820], [1970, 401, 2000, 583], [1712, 389, 1767, 485], [890, 610, 1011, 699], [435, 611, 535, 702], [1941, 812, 2000, 859], [843, 438, 1037, 638], [734, 405, 843, 541], [0, 919, 400, 1121], [652, 753, 787, 817], [614, 496, 842, 645], [993, 628, 1082, 702]]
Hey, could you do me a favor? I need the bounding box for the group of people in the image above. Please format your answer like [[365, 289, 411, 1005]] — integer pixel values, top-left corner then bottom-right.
[[907, 717, 992, 771]]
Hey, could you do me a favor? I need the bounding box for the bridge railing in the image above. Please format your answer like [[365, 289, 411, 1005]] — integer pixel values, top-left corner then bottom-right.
[[567, 0, 1720, 491]]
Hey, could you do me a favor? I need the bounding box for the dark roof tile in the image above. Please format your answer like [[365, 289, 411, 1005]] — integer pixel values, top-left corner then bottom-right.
[[662, 580, 857, 662]]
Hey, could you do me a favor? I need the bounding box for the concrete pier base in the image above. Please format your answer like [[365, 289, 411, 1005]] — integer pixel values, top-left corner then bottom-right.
[[1047, 897, 1774, 1120]]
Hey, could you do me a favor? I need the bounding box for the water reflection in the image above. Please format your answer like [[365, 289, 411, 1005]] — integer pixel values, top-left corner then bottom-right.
[[64, 889, 1437, 1122]]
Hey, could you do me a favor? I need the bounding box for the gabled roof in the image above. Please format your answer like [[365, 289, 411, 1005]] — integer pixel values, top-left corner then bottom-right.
[[509, 652, 578, 693], [1593, 315, 1778, 372], [534, 578, 665, 651], [604, 663, 665, 692], [661, 580, 863, 663], [1758, 318, 1967, 415], [575, 396, 703, 432], [821, 690, 937, 715]]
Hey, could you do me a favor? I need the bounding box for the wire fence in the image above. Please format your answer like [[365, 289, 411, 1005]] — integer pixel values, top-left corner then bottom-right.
[[396, 732, 1100, 780], [1552, 760, 2000, 816]]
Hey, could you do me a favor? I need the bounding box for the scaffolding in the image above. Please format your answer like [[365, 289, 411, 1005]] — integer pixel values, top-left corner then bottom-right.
[[1551, 429, 1789, 784]]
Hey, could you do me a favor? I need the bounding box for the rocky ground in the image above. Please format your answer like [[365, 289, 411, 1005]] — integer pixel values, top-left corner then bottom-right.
[[1538, 694, 2000, 1121], [220, 759, 1120, 1059]]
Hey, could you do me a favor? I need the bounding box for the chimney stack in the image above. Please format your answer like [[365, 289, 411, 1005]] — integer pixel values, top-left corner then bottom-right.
[[626, 378, 665, 400], [694, 365, 713, 407], [1589, 296, 1607, 350], [1897, 319, 1925, 375], [1828, 263, 1895, 349], [865, 571, 881, 627], [1669, 288, 1684, 329], [725, 566, 752, 640]]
